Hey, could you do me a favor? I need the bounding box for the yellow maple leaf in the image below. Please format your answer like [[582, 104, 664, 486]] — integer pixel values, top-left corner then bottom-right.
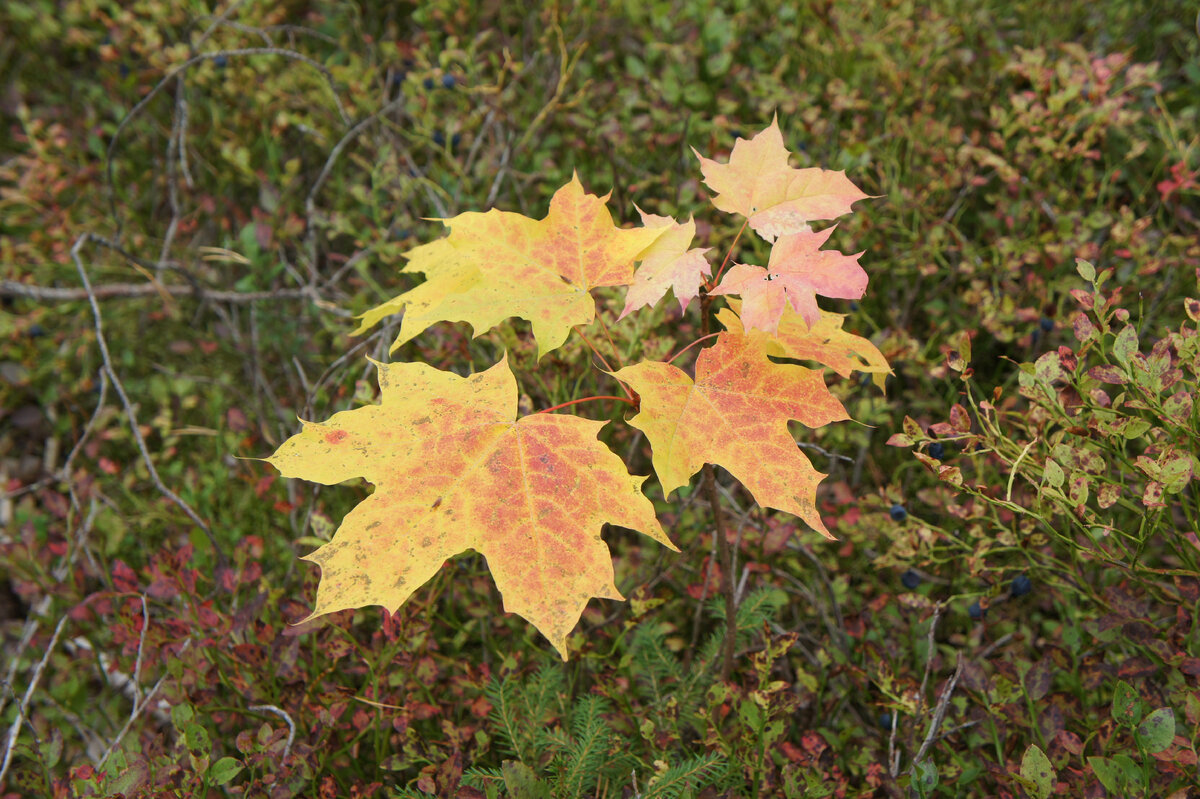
[[716, 301, 891, 391], [694, 116, 868, 242], [355, 175, 665, 359], [265, 356, 676, 659], [611, 325, 849, 538]]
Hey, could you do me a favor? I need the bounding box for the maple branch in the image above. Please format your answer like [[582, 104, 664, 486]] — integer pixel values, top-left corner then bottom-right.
[[708, 218, 749, 288], [535, 395, 635, 415], [664, 333, 720, 365], [573, 327, 614, 372], [697, 291, 737, 681], [591, 308, 625, 370], [702, 463, 737, 682], [574, 326, 635, 402], [71, 233, 228, 569]]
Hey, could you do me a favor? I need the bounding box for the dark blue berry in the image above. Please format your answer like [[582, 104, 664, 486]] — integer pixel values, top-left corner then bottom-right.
[[213, 55, 228, 69], [900, 569, 921, 590], [119, 63, 130, 79], [928, 442, 945, 460], [451, 133, 461, 149], [968, 601, 985, 620], [432, 131, 445, 146], [1010, 574, 1033, 597], [441, 73, 456, 89], [878, 712, 892, 729], [27, 324, 45, 339], [849, 301, 860, 311], [889, 503, 908, 522], [1039, 317, 1054, 332], [423, 77, 435, 90]]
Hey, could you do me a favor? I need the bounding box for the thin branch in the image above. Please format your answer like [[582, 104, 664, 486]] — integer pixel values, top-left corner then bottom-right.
[[106, 47, 350, 239], [910, 653, 965, 767], [0, 615, 69, 786], [248, 705, 296, 760], [71, 234, 227, 567], [536, 395, 635, 415], [0, 280, 343, 310]]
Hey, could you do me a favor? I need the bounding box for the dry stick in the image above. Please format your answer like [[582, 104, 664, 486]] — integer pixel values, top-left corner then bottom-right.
[[157, 75, 187, 276], [106, 47, 350, 240], [248, 705, 296, 761], [96, 658, 181, 771], [909, 653, 965, 771], [0, 280, 322, 304], [71, 234, 226, 568], [0, 615, 69, 788]]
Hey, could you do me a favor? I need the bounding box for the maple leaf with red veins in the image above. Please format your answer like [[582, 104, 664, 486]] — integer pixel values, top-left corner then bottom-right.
[[264, 356, 675, 660], [694, 116, 868, 242], [710, 225, 867, 334], [618, 209, 711, 320], [353, 175, 665, 359], [611, 324, 849, 538]]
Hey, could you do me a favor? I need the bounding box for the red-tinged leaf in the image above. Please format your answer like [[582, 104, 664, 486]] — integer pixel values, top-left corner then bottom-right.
[[611, 326, 849, 538], [1057, 729, 1085, 756], [1073, 312, 1098, 343], [354, 175, 665, 359], [264, 356, 675, 660], [717, 300, 890, 390], [949, 404, 970, 433], [694, 116, 868, 241], [618, 209, 711, 319], [887, 433, 914, 447], [1143, 480, 1165, 508], [711, 226, 867, 332], [1070, 289, 1094, 310], [1088, 365, 1127, 384], [1185, 298, 1200, 323]]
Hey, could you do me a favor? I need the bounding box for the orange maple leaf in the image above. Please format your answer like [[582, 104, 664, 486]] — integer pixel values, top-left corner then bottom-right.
[[618, 209, 711, 319], [611, 325, 849, 538], [716, 301, 891, 391], [694, 116, 868, 242], [354, 175, 664, 359], [265, 356, 676, 659], [710, 225, 866, 333]]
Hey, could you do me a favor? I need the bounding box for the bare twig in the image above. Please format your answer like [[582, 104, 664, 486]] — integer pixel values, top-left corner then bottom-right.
[[71, 234, 227, 567], [910, 653, 965, 767], [106, 47, 351, 239], [0, 615, 69, 787], [96, 669, 174, 771], [0, 280, 346, 308], [248, 705, 296, 760]]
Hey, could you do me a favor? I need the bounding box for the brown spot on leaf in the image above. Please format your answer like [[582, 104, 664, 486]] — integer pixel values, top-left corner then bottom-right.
[[325, 429, 348, 444]]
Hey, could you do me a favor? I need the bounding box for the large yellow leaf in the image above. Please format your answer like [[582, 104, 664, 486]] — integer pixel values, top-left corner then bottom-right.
[[693, 117, 868, 242], [265, 356, 675, 659], [610, 326, 849, 537], [355, 175, 665, 359]]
